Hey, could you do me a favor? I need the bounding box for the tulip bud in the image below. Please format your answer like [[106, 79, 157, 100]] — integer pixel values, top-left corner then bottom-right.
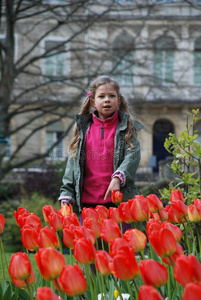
[[0, 214, 5, 234], [36, 287, 61, 300], [9, 252, 32, 280]]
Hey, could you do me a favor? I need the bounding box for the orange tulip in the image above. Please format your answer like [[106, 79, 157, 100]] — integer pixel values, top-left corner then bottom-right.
[[146, 194, 163, 213], [9, 252, 32, 280], [58, 204, 73, 216], [139, 259, 168, 288], [83, 217, 102, 239], [35, 247, 65, 281], [139, 285, 164, 300], [20, 224, 39, 251], [11, 267, 35, 289], [183, 282, 201, 300], [148, 228, 177, 258], [59, 263, 87, 296], [100, 219, 122, 244], [173, 254, 201, 287], [188, 204, 201, 223], [95, 250, 112, 276], [73, 237, 96, 264], [123, 228, 147, 253], [0, 214, 5, 234], [36, 287, 62, 300], [109, 246, 139, 281], [37, 226, 59, 249], [42, 205, 58, 223], [128, 195, 150, 222], [111, 190, 123, 204]]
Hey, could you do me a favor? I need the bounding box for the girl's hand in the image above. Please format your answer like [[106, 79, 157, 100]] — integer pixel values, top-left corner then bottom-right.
[[104, 177, 121, 200]]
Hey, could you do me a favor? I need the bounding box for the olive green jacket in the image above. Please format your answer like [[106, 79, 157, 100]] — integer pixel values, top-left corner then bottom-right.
[[59, 111, 143, 213]]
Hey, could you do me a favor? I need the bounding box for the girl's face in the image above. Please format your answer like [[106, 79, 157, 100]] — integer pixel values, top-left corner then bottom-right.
[[91, 84, 120, 120]]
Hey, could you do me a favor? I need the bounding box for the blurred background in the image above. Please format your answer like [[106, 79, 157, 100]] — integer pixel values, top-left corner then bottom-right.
[[1, 0, 201, 249]]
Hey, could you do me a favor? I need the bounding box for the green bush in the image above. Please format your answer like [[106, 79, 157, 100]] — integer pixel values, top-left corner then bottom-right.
[[0, 193, 61, 252]]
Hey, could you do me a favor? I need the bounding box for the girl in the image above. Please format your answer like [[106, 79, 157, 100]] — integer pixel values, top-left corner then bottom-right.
[[59, 75, 143, 213]]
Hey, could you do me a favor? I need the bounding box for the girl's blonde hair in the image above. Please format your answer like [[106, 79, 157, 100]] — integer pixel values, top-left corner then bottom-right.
[[69, 75, 136, 157]]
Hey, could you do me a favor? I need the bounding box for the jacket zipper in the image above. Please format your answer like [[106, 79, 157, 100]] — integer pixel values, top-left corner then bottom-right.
[[101, 124, 104, 139]]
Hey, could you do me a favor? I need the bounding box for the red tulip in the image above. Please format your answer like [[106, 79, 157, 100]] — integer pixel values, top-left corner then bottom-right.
[[100, 219, 122, 244], [188, 204, 201, 223], [108, 207, 122, 224], [63, 224, 76, 249], [151, 208, 168, 222], [95, 250, 112, 276], [109, 246, 139, 281], [58, 204, 73, 216], [163, 222, 182, 242], [148, 228, 177, 258], [24, 213, 43, 231], [14, 207, 29, 226], [123, 228, 147, 252], [139, 285, 164, 300], [128, 195, 150, 222], [0, 214, 5, 234], [170, 189, 184, 202], [9, 252, 32, 280], [183, 282, 201, 300], [118, 202, 133, 223], [63, 213, 81, 227], [73, 237, 96, 264], [42, 205, 58, 223], [11, 267, 35, 289], [74, 226, 96, 244], [146, 194, 163, 213], [111, 190, 123, 204], [193, 198, 201, 216], [35, 247, 65, 280], [162, 243, 184, 266], [82, 207, 99, 222], [48, 213, 63, 231], [139, 259, 168, 288], [171, 200, 188, 219], [83, 217, 102, 239], [95, 205, 109, 224], [36, 287, 61, 300], [109, 238, 130, 257], [173, 254, 201, 286], [37, 226, 59, 249], [165, 205, 185, 224], [59, 264, 87, 296], [146, 219, 162, 236], [21, 224, 39, 251]]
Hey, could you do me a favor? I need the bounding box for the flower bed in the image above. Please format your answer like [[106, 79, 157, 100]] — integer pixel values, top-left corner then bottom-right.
[[0, 189, 201, 300]]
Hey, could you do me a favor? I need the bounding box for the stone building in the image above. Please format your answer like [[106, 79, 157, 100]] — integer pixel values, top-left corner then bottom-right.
[[1, 0, 201, 181]]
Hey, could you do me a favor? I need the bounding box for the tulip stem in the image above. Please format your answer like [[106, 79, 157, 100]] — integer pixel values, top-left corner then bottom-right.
[[101, 239, 105, 251], [70, 248, 73, 265], [183, 222, 191, 254], [111, 275, 123, 300], [90, 264, 98, 298], [126, 280, 134, 300], [55, 278, 64, 299], [0, 237, 13, 293], [176, 281, 182, 300], [158, 211, 163, 223], [196, 223, 201, 258], [119, 222, 123, 235], [57, 231, 63, 254], [184, 217, 198, 257], [167, 266, 172, 300], [84, 264, 94, 299], [25, 279, 33, 300]]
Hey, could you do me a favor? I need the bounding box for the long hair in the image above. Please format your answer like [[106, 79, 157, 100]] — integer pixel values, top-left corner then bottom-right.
[[69, 75, 136, 157]]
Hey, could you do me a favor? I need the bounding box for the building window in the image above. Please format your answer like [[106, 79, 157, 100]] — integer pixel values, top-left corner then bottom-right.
[[5, 137, 11, 156], [194, 121, 201, 144], [153, 36, 175, 85], [0, 37, 5, 81], [113, 34, 134, 85], [194, 37, 201, 85], [44, 40, 65, 81], [46, 121, 65, 159]]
